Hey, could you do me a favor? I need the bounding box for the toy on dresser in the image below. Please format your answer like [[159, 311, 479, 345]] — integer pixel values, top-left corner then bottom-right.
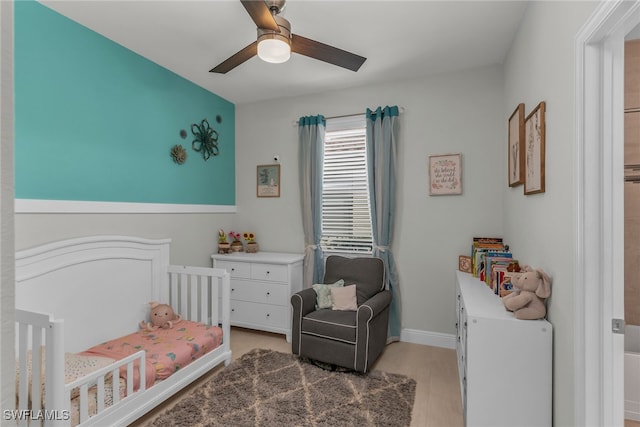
[[501, 266, 551, 320]]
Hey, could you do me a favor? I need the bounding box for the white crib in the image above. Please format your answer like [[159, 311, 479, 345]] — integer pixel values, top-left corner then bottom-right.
[[14, 235, 232, 426]]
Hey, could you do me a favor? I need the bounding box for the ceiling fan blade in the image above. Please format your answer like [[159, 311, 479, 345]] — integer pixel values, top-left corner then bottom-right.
[[291, 34, 366, 72], [210, 41, 258, 74], [240, 0, 279, 32]]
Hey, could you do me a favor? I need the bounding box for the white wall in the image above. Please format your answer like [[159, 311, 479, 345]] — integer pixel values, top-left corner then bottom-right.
[[236, 64, 505, 335], [502, 1, 598, 426]]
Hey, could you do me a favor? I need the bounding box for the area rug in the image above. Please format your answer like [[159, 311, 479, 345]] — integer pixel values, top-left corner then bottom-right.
[[147, 348, 416, 426]]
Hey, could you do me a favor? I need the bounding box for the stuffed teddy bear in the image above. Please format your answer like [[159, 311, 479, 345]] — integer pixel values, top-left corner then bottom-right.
[[139, 301, 182, 331], [501, 267, 551, 320]]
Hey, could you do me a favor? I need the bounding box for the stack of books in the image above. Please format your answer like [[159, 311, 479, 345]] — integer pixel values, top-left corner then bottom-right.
[[471, 237, 520, 297]]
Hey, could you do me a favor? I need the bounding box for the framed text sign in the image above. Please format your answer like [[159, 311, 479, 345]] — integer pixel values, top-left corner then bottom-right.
[[429, 153, 462, 196]]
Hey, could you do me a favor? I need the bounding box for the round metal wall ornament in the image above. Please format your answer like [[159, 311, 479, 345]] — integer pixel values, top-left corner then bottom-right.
[[170, 144, 187, 164], [191, 119, 219, 161]]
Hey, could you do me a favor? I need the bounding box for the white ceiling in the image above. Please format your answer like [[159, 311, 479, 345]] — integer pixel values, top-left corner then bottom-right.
[[40, 0, 529, 105]]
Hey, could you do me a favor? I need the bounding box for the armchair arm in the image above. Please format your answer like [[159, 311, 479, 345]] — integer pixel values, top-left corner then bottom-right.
[[290, 288, 318, 355], [357, 290, 392, 322], [291, 288, 317, 317], [355, 290, 392, 372]]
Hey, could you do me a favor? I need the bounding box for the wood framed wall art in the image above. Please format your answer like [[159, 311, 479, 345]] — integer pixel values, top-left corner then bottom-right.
[[508, 103, 525, 187], [429, 153, 462, 195], [524, 101, 546, 195], [459, 255, 472, 273], [257, 164, 281, 197]]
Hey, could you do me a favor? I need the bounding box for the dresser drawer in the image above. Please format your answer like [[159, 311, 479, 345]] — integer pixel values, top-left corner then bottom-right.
[[215, 260, 251, 279], [230, 280, 289, 306], [230, 300, 289, 329], [251, 263, 288, 282]]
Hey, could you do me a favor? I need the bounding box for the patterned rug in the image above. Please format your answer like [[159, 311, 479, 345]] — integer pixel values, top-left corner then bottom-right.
[[147, 348, 416, 426]]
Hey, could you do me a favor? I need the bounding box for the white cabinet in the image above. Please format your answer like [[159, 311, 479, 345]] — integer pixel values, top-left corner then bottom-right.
[[212, 252, 303, 342], [455, 271, 552, 427]]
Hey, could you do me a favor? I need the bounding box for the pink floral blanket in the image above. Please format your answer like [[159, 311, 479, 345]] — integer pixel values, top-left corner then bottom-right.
[[80, 320, 223, 389]]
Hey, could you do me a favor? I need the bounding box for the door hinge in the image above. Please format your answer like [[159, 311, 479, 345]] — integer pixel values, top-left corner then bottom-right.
[[612, 318, 625, 334]]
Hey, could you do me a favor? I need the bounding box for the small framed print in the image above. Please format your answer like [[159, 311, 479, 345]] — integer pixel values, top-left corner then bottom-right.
[[524, 101, 546, 195], [459, 255, 472, 273], [429, 153, 462, 196], [257, 164, 280, 198], [508, 103, 525, 187]]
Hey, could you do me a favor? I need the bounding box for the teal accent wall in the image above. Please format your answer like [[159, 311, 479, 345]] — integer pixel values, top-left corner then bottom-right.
[[15, 1, 235, 206]]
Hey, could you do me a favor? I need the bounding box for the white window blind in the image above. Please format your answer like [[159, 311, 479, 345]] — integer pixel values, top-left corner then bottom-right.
[[321, 116, 373, 254]]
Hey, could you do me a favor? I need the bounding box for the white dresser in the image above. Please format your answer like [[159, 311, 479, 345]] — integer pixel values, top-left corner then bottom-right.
[[212, 252, 304, 342], [455, 270, 552, 427]]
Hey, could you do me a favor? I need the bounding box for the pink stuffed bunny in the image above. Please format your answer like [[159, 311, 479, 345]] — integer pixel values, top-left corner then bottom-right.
[[139, 301, 182, 331], [502, 267, 551, 320]]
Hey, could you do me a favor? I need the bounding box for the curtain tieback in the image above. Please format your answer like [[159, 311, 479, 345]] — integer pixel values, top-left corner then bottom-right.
[[305, 244, 318, 250], [375, 245, 390, 251]]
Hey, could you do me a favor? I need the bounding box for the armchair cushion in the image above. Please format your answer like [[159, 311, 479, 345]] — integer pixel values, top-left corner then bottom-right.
[[331, 285, 357, 311], [311, 279, 344, 309], [323, 256, 385, 305], [302, 309, 357, 343]]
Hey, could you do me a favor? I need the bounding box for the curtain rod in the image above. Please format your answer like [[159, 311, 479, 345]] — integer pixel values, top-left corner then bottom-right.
[[292, 106, 405, 126]]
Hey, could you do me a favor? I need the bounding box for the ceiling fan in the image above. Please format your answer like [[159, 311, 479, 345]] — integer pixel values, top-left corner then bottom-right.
[[210, 0, 367, 74]]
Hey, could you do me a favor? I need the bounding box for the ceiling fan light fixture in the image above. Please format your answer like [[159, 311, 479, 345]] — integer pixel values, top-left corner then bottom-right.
[[257, 15, 291, 64], [257, 35, 290, 63]]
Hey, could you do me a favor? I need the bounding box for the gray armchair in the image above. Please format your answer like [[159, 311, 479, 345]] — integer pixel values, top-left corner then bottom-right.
[[290, 255, 391, 373]]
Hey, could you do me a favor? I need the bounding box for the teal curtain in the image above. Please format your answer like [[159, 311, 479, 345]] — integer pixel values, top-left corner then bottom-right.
[[366, 106, 401, 341], [298, 115, 326, 287]]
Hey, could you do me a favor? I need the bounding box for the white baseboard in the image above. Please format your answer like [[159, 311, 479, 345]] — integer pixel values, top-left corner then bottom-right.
[[400, 328, 456, 349]]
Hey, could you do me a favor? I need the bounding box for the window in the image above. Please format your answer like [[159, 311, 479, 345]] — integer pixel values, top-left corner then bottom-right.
[[320, 116, 373, 254]]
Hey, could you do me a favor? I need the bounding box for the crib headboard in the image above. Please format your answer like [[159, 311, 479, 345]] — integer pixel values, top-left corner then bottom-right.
[[15, 235, 171, 353]]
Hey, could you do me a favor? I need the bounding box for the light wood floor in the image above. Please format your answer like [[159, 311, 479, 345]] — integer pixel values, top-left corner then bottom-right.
[[132, 327, 465, 427], [131, 327, 640, 427]]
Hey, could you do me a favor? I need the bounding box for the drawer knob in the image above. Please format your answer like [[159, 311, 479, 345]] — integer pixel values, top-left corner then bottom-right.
[[266, 271, 270, 275], [266, 313, 270, 317], [266, 292, 271, 296]]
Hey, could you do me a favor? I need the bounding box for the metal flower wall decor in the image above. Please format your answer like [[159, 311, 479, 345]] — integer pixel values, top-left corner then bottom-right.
[[191, 118, 220, 161]]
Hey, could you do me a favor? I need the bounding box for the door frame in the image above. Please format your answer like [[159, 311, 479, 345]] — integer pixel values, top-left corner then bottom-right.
[[575, 1, 640, 425]]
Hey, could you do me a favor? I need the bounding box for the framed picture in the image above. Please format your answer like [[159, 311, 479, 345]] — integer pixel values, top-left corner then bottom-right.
[[257, 164, 280, 197], [459, 255, 472, 273], [429, 153, 462, 195], [508, 103, 525, 187], [524, 101, 546, 195]]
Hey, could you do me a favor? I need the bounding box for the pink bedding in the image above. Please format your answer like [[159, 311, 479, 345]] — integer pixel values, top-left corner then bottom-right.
[[80, 320, 223, 389]]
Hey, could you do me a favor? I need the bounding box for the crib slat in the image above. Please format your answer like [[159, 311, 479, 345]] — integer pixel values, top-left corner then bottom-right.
[[31, 330, 43, 413], [180, 273, 188, 316], [17, 322, 29, 414], [127, 363, 134, 395], [139, 357, 146, 391], [200, 275, 209, 324], [112, 368, 120, 404], [211, 276, 220, 325], [190, 275, 199, 321], [170, 272, 178, 308], [80, 383, 89, 423], [96, 375, 105, 412]]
